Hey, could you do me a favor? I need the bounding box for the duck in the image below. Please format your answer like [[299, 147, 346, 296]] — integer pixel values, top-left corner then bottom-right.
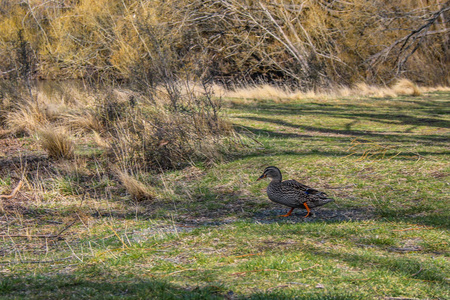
[[257, 166, 334, 217]]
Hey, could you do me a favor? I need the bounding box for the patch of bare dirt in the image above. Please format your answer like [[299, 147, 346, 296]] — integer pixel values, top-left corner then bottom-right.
[[252, 207, 375, 224]]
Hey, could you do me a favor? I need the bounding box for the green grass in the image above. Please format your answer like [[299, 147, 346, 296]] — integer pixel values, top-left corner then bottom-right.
[[1, 92, 449, 299]]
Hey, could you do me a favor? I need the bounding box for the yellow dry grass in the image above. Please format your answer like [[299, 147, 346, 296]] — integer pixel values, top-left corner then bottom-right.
[[391, 79, 422, 96], [92, 130, 110, 148], [62, 111, 102, 133], [116, 169, 154, 201], [37, 125, 75, 159], [221, 79, 428, 101], [421, 85, 450, 92], [224, 85, 292, 101], [6, 101, 49, 135]]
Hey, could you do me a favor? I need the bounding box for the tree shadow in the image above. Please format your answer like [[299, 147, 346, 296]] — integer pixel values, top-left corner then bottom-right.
[[0, 274, 227, 299], [237, 116, 449, 146], [251, 207, 375, 225], [300, 244, 447, 283], [0, 272, 361, 299], [232, 98, 450, 130]]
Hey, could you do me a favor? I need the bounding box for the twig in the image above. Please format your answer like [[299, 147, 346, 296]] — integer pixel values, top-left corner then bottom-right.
[[56, 219, 78, 237], [0, 234, 59, 239], [392, 227, 430, 232], [105, 223, 129, 249], [0, 256, 73, 265], [389, 247, 422, 253], [267, 285, 289, 292], [0, 219, 77, 240], [383, 297, 420, 300], [411, 267, 423, 277], [233, 253, 259, 258], [162, 268, 200, 277], [232, 264, 320, 276], [0, 180, 23, 199]]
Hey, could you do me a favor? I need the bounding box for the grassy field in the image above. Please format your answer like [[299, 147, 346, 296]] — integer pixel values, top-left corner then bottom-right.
[[0, 90, 449, 299]]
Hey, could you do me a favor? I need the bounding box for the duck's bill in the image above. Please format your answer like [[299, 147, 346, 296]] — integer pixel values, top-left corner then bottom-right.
[[257, 174, 266, 181]]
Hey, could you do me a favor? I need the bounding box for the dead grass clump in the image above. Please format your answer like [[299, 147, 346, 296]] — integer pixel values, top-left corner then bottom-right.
[[83, 79, 242, 171], [109, 103, 236, 171], [6, 101, 49, 135], [421, 85, 450, 92], [63, 110, 102, 134], [392, 79, 422, 96], [37, 126, 75, 159], [116, 170, 154, 201], [41, 103, 66, 121], [92, 130, 110, 148], [351, 82, 398, 98], [220, 80, 428, 101], [225, 84, 291, 101]]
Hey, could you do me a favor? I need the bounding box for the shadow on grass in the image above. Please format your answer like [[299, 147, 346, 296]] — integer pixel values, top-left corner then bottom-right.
[[305, 245, 448, 283], [384, 211, 450, 230], [237, 116, 449, 146], [0, 274, 226, 300], [231, 97, 450, 129], [0, 273, 359, 300]]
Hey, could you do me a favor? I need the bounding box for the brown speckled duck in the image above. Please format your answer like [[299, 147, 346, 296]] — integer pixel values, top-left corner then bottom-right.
[[257, 166, 334, 217]]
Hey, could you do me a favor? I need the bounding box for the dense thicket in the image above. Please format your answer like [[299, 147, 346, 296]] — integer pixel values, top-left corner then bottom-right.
[[0, 0, 449, 89]]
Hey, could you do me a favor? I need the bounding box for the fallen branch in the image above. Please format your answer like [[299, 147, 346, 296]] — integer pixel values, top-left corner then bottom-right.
[[0, 180, 23, 199]]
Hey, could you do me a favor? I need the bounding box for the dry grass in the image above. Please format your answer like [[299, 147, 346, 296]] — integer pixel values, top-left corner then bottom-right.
[[6, 101, 49, 135], [3, 84, 87, 135], [37, 125, 74, 159], [62, 110, 102, 133], [391, 78, 422, 96], [92, 130, 110, 148], [421, 85, 450, 92], [221, 79, 426, 101], [1, 82, 240, 171], [108, 102, 235, 170], [223, 84, 293, 101], [116, 169, 154, 201]]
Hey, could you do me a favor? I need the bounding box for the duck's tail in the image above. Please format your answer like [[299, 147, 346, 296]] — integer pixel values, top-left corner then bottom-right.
[[308, 191, 335, 208]]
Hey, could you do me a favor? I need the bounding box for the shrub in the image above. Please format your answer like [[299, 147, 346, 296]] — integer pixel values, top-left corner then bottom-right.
[[105, 88, 236, 171]]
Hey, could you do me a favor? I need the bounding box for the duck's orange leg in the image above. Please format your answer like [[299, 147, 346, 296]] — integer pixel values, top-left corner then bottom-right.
[[279, 207, 295, 217], [303, 203, 311, 218]]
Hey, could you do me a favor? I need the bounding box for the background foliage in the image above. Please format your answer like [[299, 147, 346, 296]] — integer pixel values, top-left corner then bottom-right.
[[0, 0, 449, 88]]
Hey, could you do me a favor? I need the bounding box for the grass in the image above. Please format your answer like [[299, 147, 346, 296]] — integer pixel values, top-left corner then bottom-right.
[[223, 79, 432, 101], [0, 87, 449, 299], [116, 169, 155, 201], [37, 125, 75, 159]]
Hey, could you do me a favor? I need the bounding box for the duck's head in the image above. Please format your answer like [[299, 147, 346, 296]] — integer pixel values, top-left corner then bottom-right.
[[257, 166, 282, 182]]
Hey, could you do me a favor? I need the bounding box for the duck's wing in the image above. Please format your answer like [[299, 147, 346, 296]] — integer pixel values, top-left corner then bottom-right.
[[282, 180, 322, 195], [283, 180, 334, 208]]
